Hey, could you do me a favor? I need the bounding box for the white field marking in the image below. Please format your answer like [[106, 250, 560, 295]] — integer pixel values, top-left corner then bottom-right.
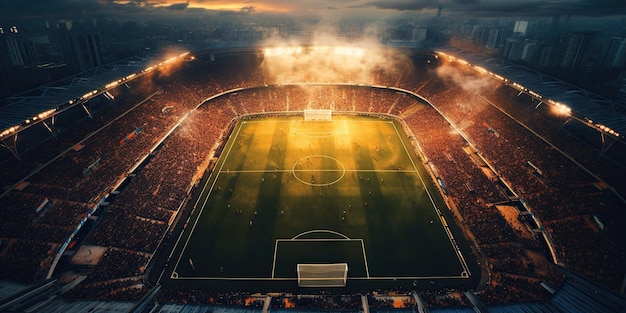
[[392, 122, 471, 277], [271, 237, 368, 280], [170, 121, 245, 277], [171, 275, 468, 280], [292, 229, 351, 240], [291, 155, 346, 187], [288, 119, 349, 138], [219, 169, 416, 173], [360, 239, 370, 278], [169, 119, 469, 281]]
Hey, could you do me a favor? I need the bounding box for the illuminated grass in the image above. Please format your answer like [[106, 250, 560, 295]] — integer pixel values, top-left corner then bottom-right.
[[167, 115, 470, 289]]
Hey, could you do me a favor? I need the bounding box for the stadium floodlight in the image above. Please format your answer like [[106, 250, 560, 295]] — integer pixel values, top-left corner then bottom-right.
[[264, 46, 303, 57], [552, 102, 572, 116], [474, 66, 488, 74]]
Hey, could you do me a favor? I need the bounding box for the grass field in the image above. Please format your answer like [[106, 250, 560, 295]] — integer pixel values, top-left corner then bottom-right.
[[166, 115, 471, 289]]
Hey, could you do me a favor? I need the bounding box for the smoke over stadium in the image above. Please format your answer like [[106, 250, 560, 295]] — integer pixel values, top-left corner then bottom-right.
[[260, 30, 411, 84]]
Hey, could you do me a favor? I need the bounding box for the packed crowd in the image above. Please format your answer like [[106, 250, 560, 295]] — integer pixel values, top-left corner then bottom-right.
[[0, 59, 217, 286], [414, 63, 625, 291], [157, 286, 264, 307], [157, 288, 415, 310], [0, 51, 623, 307]]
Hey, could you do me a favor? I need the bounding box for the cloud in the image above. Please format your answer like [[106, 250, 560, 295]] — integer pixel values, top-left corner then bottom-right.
[[1, 0, 626, 20], [165, 2, 190, 11], [217, 5, 256, 15], [240, 6, 256, 13], [435, 63, 492, 93], [353, 0, 626, 17], [259, 27, 413, 85], [0, 0, 105, 18], [442, 0, 626, 17], [363, 0, 439, 11]]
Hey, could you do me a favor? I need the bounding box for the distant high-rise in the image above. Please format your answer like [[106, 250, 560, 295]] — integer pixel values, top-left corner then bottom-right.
[[513, 20, 528, 37], [412, 27, 428, 42], [601, 37, 626, 69], [486, 28, 504, 49], [0, 27, 38, 67], [55, 27, 103, 72], [559, 32, 593, 70], [538, 46, 555, 67], [521, 42, 536, 62]]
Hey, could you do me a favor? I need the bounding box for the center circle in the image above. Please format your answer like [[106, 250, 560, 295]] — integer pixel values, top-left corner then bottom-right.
[[292, 155, 346, 187]]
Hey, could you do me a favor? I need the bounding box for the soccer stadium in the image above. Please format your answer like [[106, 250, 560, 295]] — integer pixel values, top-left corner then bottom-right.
[[1, 43, 626, 312]]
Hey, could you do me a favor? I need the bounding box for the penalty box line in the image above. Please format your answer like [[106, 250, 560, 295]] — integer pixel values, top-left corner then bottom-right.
[[219, 169, 418, 174], [271, 238, 370, 279], [392, 122, 471, 278], [289, 119, 349, 137], [170, 121, 246, 279]]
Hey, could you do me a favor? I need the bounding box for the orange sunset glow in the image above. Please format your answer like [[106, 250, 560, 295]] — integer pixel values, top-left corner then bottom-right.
[[111, 0, 299, 13]]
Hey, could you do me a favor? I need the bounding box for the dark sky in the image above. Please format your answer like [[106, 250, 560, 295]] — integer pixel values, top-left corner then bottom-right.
[[1, 0, 626, 20]]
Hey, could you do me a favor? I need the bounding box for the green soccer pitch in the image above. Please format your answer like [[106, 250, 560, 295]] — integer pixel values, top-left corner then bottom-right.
[[163, 115, 473, 290]]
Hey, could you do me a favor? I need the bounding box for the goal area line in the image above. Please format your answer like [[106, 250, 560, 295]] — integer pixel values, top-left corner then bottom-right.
[[165, 117, 473, 284], [271, 238, 369, 279]]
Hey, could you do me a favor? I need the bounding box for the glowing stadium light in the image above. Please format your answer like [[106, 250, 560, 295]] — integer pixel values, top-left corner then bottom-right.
[[1, 125, 20, 136], [264, 46, 302, 57], [35, 109, 56, 121], [474, 66, 488, 74], [81, 91, 94, 99], [551, 102, 572, 116], [105, 81, 119, 89], [332, 46, 364, 58], [528, 90, 542, 99]]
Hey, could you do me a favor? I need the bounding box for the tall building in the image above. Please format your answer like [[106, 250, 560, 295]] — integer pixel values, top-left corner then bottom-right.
[[411, 26, 428, 42], [513, 20, 528, 36], [521, 42, 537, 62], [55, 28, 103, 72], [0, 26, 38, 67], [485, 27, 504, 49], [602, 37, 626, 69], [538, 46, 555, 67], [559, 32, 593, 70]]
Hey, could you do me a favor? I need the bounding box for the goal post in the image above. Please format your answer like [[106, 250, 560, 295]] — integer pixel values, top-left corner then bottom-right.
[[297, 263, 348, 287], [304, 109, 332, 121]]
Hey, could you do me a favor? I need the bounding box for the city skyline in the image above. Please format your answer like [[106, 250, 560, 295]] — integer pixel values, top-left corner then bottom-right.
[[2, 0, 626, 103], [2, 0, 626, 20]]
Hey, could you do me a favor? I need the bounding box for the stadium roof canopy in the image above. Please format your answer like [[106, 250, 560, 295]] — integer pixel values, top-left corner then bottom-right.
[[0, 55, 158, 133], [437, 49, 626, 143]]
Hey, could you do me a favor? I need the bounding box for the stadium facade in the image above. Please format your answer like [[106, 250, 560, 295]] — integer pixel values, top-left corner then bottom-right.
[[1, 44, 625, 312]]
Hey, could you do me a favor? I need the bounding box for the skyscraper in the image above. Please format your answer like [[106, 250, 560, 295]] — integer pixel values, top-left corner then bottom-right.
[[0, 26, 38, 67], [513, 20, 528, 37], [602, 37, 626, 69], [559, 32, 593, 70], [54, 23, 103, 72]]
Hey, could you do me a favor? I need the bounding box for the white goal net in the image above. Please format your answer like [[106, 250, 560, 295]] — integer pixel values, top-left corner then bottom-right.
[[304, 109, 332, 121], [297, 263, 348, 287]]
